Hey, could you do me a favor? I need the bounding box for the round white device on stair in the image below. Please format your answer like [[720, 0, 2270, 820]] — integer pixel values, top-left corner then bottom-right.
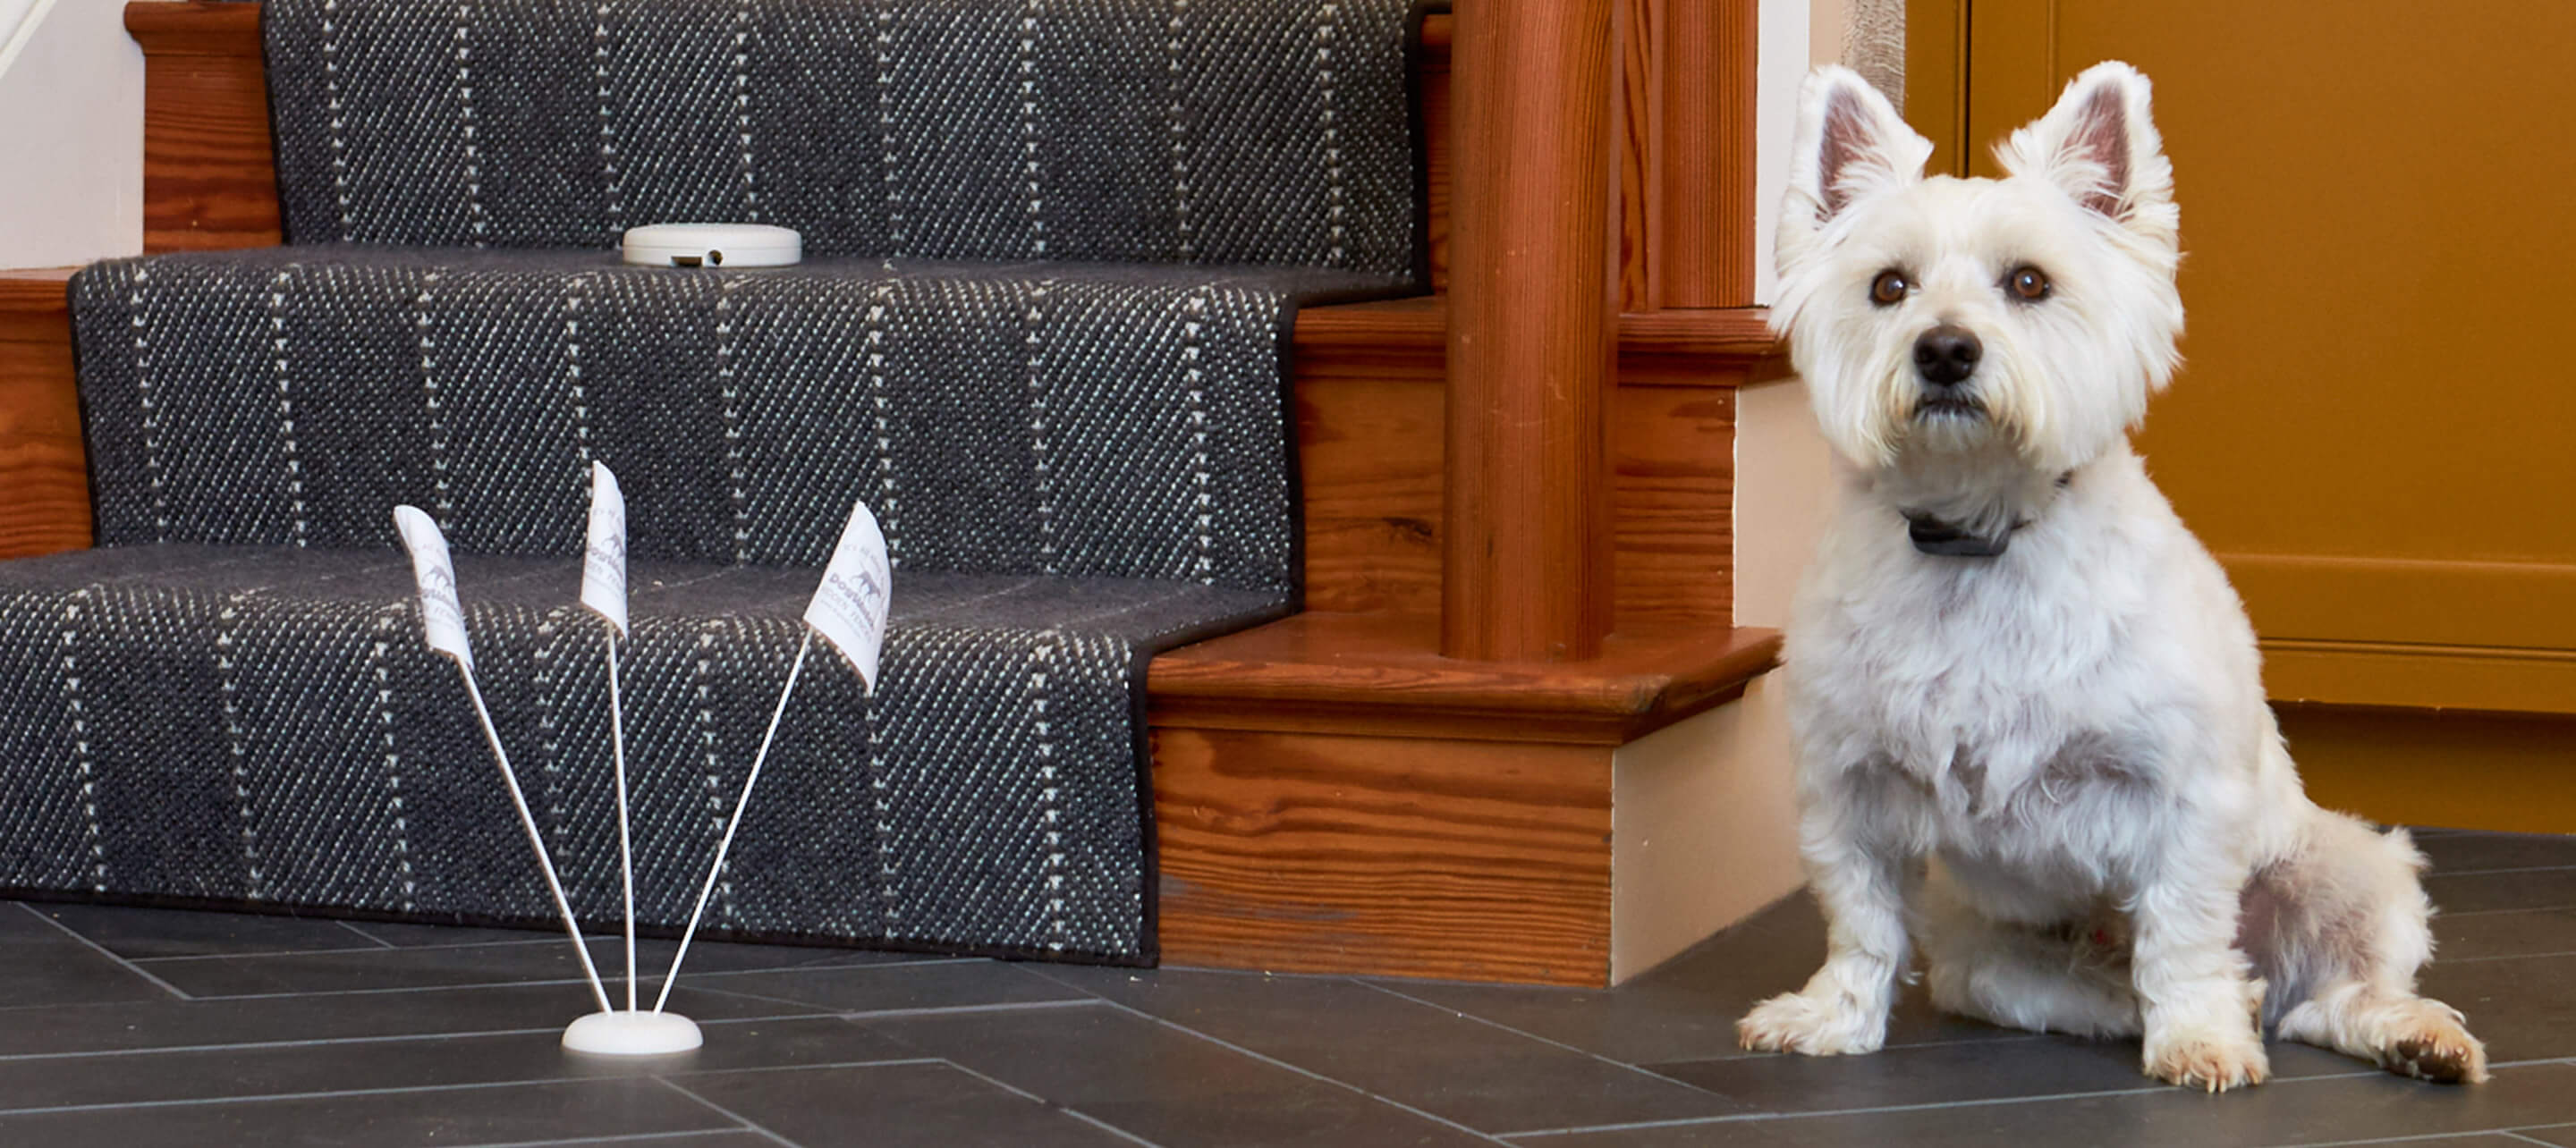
[[620, 224, 803, 268], [562, 1009, 704, 1056]]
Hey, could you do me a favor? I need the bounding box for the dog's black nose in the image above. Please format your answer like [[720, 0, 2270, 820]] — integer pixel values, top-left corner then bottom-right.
[[1913, 325, 1981, 386]]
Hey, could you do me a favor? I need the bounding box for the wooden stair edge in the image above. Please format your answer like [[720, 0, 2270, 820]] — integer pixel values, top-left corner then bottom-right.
[[0, 268, 77, 312], [1148, 612, 1783, 745], [126, 0, 262, 54]]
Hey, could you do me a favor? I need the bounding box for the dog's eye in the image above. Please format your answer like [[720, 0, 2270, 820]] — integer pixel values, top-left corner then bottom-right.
[[1868, 270, 1910, 307], [2005, 266, 2053, 301]]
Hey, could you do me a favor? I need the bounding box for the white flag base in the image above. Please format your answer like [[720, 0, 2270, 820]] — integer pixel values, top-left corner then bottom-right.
[[562, 1009, 704, 1057]]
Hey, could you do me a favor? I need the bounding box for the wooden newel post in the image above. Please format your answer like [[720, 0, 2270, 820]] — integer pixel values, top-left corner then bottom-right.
[[1442, 0, 1619, 663]]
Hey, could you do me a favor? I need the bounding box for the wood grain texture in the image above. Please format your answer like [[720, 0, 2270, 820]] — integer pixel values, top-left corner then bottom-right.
[[1657, 0, 1759, 307], [0, 270, 91, 561], [1442, 0, 1619, 662], [1616, 0, 1656, 311], [130, 3, 281, 253], [1153, 726, 1615, 985], [1612, 384, 1734, 630], [1292, 298, 1772, 620], [1148, 612, 1781, 744]]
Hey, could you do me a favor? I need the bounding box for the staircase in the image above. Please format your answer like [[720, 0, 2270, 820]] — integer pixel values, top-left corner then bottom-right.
[[0, 0, 1793, 987]]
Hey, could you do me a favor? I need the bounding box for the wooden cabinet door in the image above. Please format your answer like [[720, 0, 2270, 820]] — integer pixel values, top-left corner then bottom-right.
[[1913, 0, 2576, 715]]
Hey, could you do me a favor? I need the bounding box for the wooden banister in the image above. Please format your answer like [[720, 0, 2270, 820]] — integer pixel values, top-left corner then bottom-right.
[[1442, 0, 1620, 663]]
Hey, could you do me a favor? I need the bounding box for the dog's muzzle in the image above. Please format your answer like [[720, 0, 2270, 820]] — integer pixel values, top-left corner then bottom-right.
[[1911, 324, 1987, 420]]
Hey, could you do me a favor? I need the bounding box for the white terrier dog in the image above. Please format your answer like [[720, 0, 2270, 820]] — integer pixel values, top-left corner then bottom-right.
[[1735, 62, 2487, 1091]]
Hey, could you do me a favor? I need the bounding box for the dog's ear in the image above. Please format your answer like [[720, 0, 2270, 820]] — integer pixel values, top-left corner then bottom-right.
[[1998, 62, 2176, 243], [1783, 67, 1928, 245]]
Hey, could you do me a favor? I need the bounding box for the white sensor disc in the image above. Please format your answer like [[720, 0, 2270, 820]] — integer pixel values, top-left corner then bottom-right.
[[561, 1009, 704, 1056], [621, 224, 803, 268]]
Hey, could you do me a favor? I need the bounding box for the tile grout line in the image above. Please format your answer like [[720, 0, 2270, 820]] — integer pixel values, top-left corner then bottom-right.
[[1018, 966, 1517, 1145], [180, 956, 984, 1000], [1353, 978, 1751, 1101], [2427, 864, 2576, 877], [1496, 1064, 2414, 1139], [2265, 1126, 2576, 1148], [651, 1076, 801, 1148], [0, 1056, 950, 1119], [682, 982, 1106, 1020], [421, 1130, 762, 1148], [338, 919, 400, 949], [2449, 949, 2576, 965], [0, 1011, 853, 1063], [15, 903, 192, 1000], [2434, 903, 2576, 919], [933, 1057, 1169, 1148]]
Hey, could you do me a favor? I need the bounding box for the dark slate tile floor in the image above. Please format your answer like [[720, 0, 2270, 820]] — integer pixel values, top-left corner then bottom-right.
[[1, 827, 2572, 1146]]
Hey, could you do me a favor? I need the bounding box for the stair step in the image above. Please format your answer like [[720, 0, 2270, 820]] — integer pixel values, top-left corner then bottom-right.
[[0, 544, 1271, 958], [70, 247, 1392, 584], [258, 0, 1422, 277]]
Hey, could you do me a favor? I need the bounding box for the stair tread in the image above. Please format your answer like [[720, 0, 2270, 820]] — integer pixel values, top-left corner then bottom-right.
[[1150, 612, 1781, 742], [256, 0, 1424, 276], [68, 246, 1387, 582]]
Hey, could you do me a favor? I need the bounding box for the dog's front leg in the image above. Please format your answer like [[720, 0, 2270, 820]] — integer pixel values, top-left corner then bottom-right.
[[2131, 854, 2270, 1091], [1738, 820, 1915, 1056]]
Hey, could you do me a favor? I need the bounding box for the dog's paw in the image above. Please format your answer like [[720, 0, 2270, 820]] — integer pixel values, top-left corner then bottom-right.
[[1737, 990, 1887, 1057], [2142, 1023, 2270, 1093], [2377, 1004, 2488, 1085]]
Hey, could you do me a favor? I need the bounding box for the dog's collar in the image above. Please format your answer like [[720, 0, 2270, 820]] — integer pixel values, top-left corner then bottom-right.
[[1901, 472, 2075, 559]]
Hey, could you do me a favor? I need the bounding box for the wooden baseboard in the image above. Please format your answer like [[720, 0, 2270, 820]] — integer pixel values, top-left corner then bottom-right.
[[1154, 726, 1615, 986], [2281, 702, 2576, 833]]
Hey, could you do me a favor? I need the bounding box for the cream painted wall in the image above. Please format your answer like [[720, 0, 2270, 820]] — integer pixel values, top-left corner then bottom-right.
[[0, 0, 143, 270]]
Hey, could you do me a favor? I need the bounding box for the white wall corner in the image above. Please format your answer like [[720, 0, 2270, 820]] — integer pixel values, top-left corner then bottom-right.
[[0, 0, 145, 270], [1752, 0, 1813, 307], [1741, 1, 1843, 631], [1609, 676, 1805, 983]]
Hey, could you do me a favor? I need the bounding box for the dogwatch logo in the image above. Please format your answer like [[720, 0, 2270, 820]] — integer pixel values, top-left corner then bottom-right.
[[805, 500, 891, 692], [393, 505, 472, 671], [580, 461, 630, 636]]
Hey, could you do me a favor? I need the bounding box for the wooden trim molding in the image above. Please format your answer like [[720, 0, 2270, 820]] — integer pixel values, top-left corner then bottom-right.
[[1149, 612, 1782, 745], [0, 270, 90, 561], [1903, 0, 1969, 175], [2221, 554, 2576, 714], [2225, 553, 2576, 653], [2262, 640, 2576, 718]]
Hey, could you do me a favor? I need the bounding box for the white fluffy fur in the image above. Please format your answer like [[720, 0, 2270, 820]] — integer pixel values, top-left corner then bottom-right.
[[1737, 63, 2487, 1090]]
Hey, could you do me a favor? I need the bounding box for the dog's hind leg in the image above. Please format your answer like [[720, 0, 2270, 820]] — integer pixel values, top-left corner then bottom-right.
[[2259, 809, 2488, 1084], [1919, 864, 2144, 1039]]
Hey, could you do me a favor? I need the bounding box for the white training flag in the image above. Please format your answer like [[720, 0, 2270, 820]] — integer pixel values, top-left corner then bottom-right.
[[580, 461, 630, 636], [393, 505, 473, 671], [802, 500, 892, 692]]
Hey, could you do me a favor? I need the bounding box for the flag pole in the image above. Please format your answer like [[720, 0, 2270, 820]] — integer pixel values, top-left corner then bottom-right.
[[606, 632, 636, 1012], [654, 629, 812, 1012], [456, 663, 615, 1017]]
